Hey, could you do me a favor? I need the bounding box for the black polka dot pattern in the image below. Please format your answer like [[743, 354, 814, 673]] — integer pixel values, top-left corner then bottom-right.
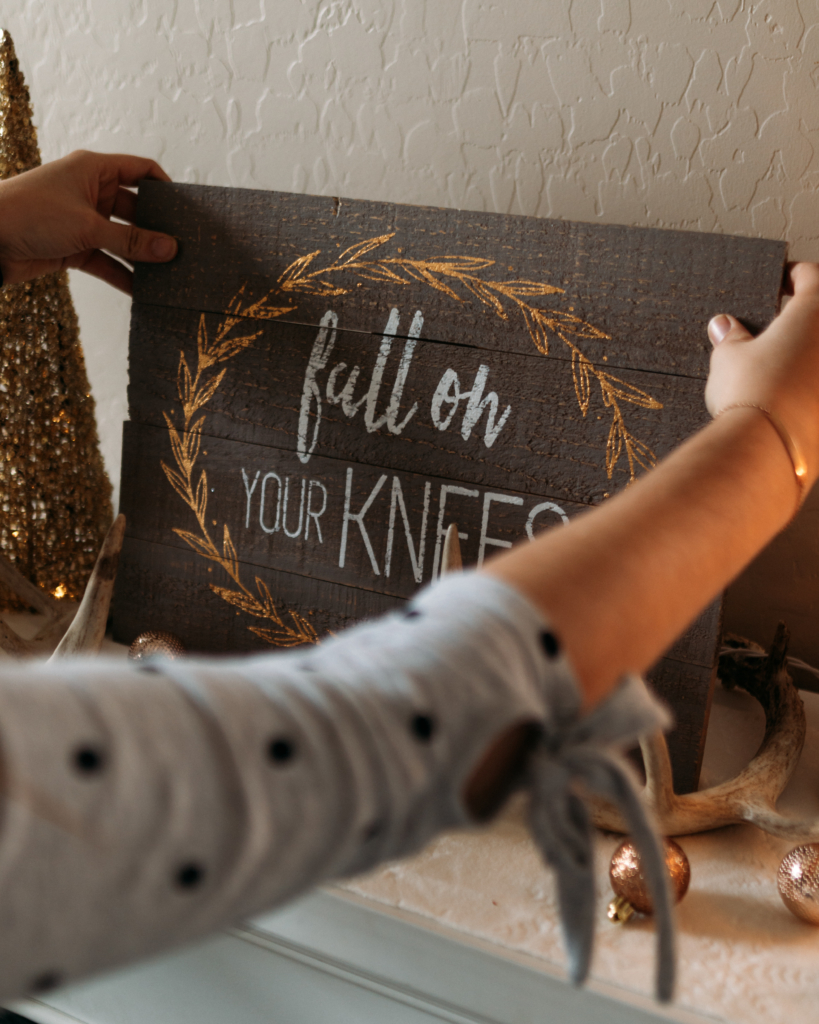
[[73, 745, 105, 774], [410, 713, 435, 742], [363, 820, 383, 842], [30, 971, 62, 993], [541, 631, 560, 658], [176, 863, 205, 889], [267, 737, 295, 764], [404, 608, 421, 618]]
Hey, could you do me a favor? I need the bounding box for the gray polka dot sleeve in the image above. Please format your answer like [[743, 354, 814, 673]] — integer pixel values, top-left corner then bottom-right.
[[0, 572, 675, 1003]]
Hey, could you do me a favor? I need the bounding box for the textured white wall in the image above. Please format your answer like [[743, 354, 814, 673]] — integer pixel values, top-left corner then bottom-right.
[[12, 0, 819, 489], [8, 1, 819, 663]]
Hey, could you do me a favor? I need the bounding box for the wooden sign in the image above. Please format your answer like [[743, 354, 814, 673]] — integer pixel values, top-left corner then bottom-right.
[[114, 183, 786, 793]]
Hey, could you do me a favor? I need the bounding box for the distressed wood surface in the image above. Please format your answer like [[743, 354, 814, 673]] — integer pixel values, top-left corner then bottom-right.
[[646, 660, 717, 796], [114, 535, 398, 651], [115, 181, 787, 793], [119, 421, 586, 599], [128, 304, 710, 506], [133, 182, 785, 379]]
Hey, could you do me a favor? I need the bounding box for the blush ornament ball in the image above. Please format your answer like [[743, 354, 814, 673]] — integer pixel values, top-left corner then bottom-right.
[[607, 838, 691, 924]]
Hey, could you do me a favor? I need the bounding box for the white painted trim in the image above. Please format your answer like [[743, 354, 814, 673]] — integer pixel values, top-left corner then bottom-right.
[[232, 923, 506, 1024], [8, 888, 718, 1024], [246, 887, 713, 1024], [4, 1002, 89, 1024]]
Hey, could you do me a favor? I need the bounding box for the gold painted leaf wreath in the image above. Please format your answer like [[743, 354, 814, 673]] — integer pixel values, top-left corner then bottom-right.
[[163, 236, 662, 647]]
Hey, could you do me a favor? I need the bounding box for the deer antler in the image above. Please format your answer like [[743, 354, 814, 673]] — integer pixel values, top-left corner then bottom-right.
[[0, 550, 73, 657], [441, 523, 463, 575], [591, 622, 818, 839], [49, 515, 126, 659], [0, 550, 63, 619], [437, 535, 806, 840], [0, 515, 126, 660]]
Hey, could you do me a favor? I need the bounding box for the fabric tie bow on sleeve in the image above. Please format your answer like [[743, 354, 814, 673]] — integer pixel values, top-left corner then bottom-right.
[[527, 674, 675, 1002]]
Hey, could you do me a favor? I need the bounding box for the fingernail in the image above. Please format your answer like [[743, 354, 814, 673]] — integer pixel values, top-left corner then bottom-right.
[[151, 236, 177, 260], [708, 314, 732, 344]]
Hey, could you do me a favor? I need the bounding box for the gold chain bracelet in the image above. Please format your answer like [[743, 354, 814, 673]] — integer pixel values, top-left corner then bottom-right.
[[720, 403, 808, 511]]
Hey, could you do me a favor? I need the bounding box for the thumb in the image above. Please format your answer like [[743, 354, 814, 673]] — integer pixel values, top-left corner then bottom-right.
[[707, 313, 753, 347], [92, 214, 178, 264]]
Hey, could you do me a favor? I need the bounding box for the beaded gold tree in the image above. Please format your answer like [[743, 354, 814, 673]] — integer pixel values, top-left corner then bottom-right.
[[0, 30, 112, 608]]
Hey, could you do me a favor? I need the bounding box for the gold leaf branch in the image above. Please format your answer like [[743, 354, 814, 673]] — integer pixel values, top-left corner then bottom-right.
[[273, 232, 662, 481], [163, 239, 663, 649], [162, 289, 319, 648]]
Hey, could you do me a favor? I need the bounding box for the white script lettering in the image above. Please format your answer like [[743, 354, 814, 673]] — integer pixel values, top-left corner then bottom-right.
[[242, 468, 260, 527], [478, 491, 524, 566], [297, 311, 339, 465], [526, 501, 569, 539], [430, 365, 511, 448], [385, 475, 431, 583], [298, 308, 423, 463]]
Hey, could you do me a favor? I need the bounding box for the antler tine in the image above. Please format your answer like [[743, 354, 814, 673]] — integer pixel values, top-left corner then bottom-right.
[[591, 622, 814, 838], [0, 549, 70, 657], [717, 624, 805, 810], [590, 727, 681, 832], [49, 515, 126, 660], [441, 523, 463, 575], [0, 619, 36, 658], [640, 730, 678, 819], [0, 549, 62, 619]]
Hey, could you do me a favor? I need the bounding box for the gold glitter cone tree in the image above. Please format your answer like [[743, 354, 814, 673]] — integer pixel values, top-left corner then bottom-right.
[[0, 30, 112, 607]]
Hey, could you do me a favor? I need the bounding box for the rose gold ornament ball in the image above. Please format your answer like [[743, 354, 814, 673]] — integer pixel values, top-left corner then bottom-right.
[[609, 838, 691, 916], [778, 844, 819, 924], [128, 631, 186, 661]]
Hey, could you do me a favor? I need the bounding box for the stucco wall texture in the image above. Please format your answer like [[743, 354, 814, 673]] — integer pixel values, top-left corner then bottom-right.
[[8, 1, 819, 669]]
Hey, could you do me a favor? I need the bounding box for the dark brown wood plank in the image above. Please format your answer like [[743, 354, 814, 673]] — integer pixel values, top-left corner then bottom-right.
[[112, 535, 399, 653], [133, 182, 785, 379], [645, 659, 716, 796], [118, 182, 784, 795], [120, 420, 588, 601], [662, 599, 723, 668], [127, 304, 711, 506], [120, 420, 723, 665]]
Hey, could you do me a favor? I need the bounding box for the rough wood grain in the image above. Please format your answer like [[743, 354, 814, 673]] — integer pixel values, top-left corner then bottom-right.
[[133, 182, 786, 379], [112, 535, 398, 652], [115, 182, 786, 793], [120, 421, 587, 600], [645, 659, 716, 795], [128, 304, 710, 506]]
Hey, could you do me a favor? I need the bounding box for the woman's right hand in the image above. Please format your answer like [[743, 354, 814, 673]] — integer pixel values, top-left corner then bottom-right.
[[704, 262, 819, 492], [0, 150, 178, 295]]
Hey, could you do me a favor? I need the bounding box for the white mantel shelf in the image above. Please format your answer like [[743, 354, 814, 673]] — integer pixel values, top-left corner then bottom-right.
[[10, 684, 819, 1024]]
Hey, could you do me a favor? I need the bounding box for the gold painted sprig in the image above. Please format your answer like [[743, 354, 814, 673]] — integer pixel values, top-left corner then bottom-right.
[[162, 241, 663, 648], [275, 233, 662, 480], [161, 287, 318, 647]]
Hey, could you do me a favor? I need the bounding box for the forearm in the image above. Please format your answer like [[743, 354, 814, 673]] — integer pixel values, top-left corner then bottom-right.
[[0, 577, 552, 997], [485, 406, 799, 706], [0, 574, 670, 1001]]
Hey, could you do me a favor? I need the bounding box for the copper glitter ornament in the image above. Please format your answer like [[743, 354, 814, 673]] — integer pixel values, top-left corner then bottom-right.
[[778, 844, 819, 924], [128, 631, 186, 661], [607, 838, 690, 923], [0, 31, 113, 609]]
